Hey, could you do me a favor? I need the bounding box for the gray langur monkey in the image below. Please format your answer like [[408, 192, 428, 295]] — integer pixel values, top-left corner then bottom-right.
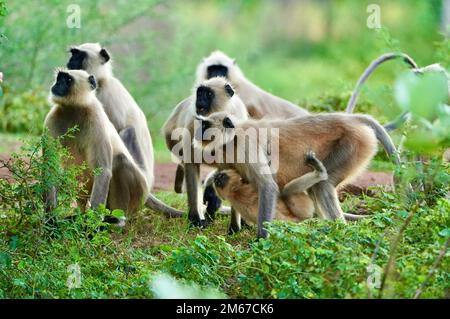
[[66, 42, 182, 217], [162, 77, 248, 226], [44, 69, 148, 223], [193, 111, 400, 238]]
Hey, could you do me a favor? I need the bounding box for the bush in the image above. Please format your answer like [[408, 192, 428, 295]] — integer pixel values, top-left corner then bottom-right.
[[0, 87, 49, 134]]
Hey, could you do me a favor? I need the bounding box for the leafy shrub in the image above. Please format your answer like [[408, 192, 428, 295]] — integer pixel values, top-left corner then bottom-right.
[[0, 87, 49, 134]]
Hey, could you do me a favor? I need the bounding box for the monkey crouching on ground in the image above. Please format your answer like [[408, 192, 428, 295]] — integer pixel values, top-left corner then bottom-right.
[[44, 69, 148, 224], [194, 111, 399, 238]]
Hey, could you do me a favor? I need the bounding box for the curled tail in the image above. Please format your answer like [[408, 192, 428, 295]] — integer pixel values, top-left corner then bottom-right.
[[356, 115, 400, 165], [145, 193, 184, 218], [346, 53, 418, 132]]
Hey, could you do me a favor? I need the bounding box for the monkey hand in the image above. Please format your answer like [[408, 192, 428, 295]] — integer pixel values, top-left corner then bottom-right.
[[203, 184, 222, 221]]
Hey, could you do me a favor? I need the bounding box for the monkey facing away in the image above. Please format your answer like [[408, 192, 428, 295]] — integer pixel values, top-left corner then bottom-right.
[[44, 69, 147, 221], [194, 111, 400, 238], [67, 42, 182, 217], [162, 77, 248, 226]]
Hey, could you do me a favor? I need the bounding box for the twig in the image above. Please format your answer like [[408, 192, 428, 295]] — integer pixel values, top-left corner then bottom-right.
[[413, 237, 450, 299], [378, 203, 418, 298]]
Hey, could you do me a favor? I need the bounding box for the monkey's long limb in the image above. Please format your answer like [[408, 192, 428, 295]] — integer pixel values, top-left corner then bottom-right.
[[253, 160, 279, 238], [119, 126, 145, 169], [185, 162, 207, 227], [310, 181, 346, 221], [174, 164, 184, 193], [90, 169, 112, 208], [346, 52, 418, 131], [281, 151, 328, 198], [228, 208, 242, 234]]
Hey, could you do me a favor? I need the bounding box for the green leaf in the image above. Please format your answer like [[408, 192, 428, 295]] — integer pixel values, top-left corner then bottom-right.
[[0, 252, 11, 267], [395, 71, 448, 120], [9, 236, 19, 250], [439, 228, 450, 238], [111, 209, 125, 218]]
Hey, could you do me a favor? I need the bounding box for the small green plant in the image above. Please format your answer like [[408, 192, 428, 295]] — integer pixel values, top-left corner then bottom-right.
[[0, 88, 49, 134]]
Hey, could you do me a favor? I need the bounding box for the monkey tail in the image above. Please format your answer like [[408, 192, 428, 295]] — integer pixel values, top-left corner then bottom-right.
[[346, 52, 418, 131], [343, 212, 370, 221], [356, 115, 401, 165], [145, 193, 184, 218]]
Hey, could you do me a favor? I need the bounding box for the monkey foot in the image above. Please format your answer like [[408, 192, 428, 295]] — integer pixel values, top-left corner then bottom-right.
[[188, 215, 209, 228], [228, 223, 241, 235], [203, 184, 222, 221]]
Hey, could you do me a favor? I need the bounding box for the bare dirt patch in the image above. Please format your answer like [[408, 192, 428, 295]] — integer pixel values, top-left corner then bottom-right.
[[153, 162, 394, 193]]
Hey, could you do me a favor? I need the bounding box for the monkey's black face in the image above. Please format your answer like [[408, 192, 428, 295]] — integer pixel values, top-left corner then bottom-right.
[[222, 116, 234, 129], [51, 72, 74, 97], [196, 86, 215, 115], [67, 48, 87, 70], [213, 172, 230, 189], [207, 64, 228, 79]]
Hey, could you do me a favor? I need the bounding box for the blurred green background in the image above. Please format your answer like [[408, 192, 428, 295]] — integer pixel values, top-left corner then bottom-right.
[[0, 0, 447, 161]]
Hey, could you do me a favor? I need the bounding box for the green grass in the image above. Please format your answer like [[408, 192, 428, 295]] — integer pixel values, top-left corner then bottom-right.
[[1, 190, 448, 299]]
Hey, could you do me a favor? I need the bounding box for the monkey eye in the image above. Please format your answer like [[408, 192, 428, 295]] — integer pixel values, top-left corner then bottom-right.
[[223, 117, 234, 129], [224, 84, 234, 97]]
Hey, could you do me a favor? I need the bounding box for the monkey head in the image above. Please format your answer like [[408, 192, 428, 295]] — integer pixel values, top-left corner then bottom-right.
[[194, 77, 242, 116], [50, 69, 97, 106], [193, 111, 237, 152], [67, 43, 112, 81], [195, 50, 244, 84], [212, 169, 249, 200]]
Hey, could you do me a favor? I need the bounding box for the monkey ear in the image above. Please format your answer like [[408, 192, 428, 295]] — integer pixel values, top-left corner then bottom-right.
[[224, 84, 234, 97], [223, 117, 235, 129], [88, 75, 97, 90], [232, 59, 237, 65], [99, 48, 110, 63]]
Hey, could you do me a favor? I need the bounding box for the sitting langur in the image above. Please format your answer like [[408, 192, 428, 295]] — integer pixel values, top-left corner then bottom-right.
[[207, 154, 367, 227], [44, 69, 147, 222], [193, 111, 400, 238], [162, 77, 248, 226], [66, 42, 182, 217]]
